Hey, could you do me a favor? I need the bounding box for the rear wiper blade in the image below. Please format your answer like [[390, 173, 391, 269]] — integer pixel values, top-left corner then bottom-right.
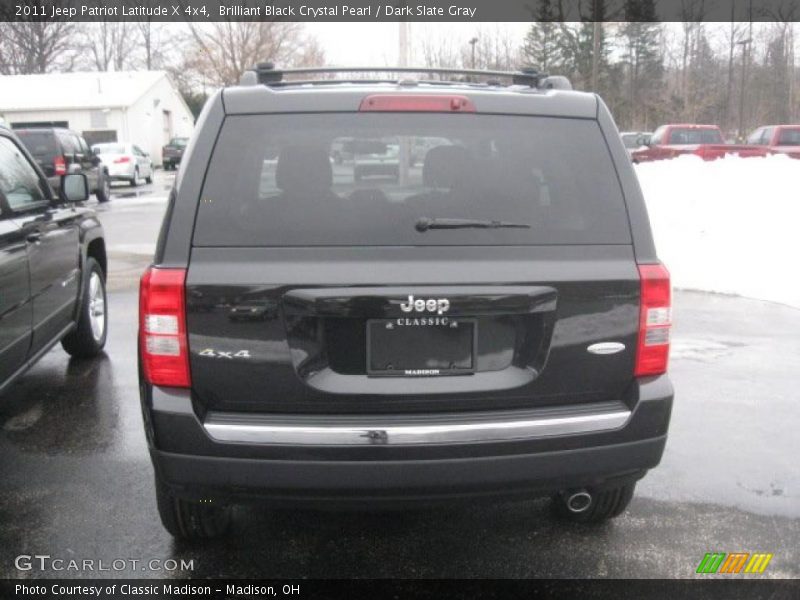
[[415, 217, 531, 232]]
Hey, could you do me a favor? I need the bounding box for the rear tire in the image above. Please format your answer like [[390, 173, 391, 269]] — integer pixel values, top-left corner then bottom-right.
[[551, 482, 636, 524], [62, 258, 107, 358], [95, 172, 110, 203], [130, 167, 140, 187], [154, 477, 231, 540]]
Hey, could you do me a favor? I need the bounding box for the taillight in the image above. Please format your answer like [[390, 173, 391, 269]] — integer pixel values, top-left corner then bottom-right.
[[359, 94, 476, 113], [139, 267, 190, 387], [54, 155, 66, 175], [114, 156, 131, 164], [635, 263, 671, 377]]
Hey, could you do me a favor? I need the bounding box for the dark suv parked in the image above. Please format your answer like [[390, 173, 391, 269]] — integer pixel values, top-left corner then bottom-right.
[[15, 127, 111, 203], [140, 66, 673, 539], [0, 125, 108, 396], [161, 137, 189, 171]]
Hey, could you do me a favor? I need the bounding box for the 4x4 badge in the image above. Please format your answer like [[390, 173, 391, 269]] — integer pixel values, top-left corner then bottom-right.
[[199, 349, 252, 359], [399, 295, 450, 315]]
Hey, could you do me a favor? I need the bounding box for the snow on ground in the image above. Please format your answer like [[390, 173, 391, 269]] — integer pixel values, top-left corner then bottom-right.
[[635, 154, 800, 309]]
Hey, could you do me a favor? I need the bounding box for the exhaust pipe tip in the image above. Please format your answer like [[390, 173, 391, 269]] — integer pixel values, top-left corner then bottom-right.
[[566, 490, 592, 513]]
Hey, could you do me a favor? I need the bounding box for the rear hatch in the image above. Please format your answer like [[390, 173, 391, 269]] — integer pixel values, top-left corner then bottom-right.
[[186, 110, 640, 414], [92, 143, 127, 170], [163, 139, 187, 158], [15, 129, 59, 177]]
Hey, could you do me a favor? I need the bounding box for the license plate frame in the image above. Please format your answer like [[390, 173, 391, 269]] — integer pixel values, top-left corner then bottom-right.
[[366, 318, 477, 377]]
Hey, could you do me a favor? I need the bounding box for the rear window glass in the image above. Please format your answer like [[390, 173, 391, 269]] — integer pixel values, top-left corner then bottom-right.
[[777, 129, 800, 146], [668, 128, 723, 144], [93, 143, 125, 154], [15, 131, 58, 159], [194, 114, 631, 247], [57, 132, 77, 154]]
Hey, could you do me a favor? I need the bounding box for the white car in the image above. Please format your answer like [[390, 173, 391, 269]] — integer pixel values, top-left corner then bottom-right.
[[353, 141, 400, 182], [619, 131, 652, 159], [92, 143, 153, 187]]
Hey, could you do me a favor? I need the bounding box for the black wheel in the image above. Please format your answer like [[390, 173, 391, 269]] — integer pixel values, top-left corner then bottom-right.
[[154, 477, 231, 540], [95, 172, 111, 203], [130, 167, 140, 187], [145, 171, 153, 184], [551, 482, 636, 524], [62, 257, 107, 358]]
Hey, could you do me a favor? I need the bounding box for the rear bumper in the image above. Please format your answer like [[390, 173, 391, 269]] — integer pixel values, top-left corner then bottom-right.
[[354, 163, 399, 177], [152, 438, 663, 507], [142, 376, 673, 506], [106, 163, 134, 179]]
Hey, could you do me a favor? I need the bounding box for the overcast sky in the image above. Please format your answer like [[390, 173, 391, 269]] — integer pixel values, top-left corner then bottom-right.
[[303, 22, 795, 69], [305, 22, 530, 65]]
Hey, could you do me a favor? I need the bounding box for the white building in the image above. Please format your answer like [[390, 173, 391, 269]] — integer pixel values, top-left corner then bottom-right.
[[0, 71, 195, 166]]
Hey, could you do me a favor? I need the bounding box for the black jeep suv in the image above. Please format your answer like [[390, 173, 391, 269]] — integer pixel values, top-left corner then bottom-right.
[[15, 127, 111, 203], [0, 125, 108, 396], [140, 66, 673, 539]]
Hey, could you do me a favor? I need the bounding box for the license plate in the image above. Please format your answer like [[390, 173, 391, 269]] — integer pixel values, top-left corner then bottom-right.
[[366, 318, 476, 377]]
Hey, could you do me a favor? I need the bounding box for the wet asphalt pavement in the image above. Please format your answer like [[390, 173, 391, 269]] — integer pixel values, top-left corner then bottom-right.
[[0, 171, 798, 579]]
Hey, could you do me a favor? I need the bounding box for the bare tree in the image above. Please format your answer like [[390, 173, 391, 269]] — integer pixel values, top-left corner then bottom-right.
[[292, 35, 327, 68], [419, 28, 462, 70], [136, 21, 162, 71], [679, 7, 703, 104], [81, 23, 136, 72], [461, 25, 519, 71], [417, 25, 518, 74], [130, 1, 187, 71], [763, 0, 799, 122], [0, 21, 78, 74], [790, 22, 797, 121], [725, 15, 743, 130], [185, 21, 306, 86]]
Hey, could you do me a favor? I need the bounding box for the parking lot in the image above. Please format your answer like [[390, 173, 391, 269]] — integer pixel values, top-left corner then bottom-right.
[[0, 168, 798, 579]]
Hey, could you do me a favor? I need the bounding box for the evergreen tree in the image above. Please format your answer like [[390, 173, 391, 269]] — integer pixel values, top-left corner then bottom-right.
[[547, 2, 612, 98], [521, 0, 562, 73], [620, 0, 664, 128]]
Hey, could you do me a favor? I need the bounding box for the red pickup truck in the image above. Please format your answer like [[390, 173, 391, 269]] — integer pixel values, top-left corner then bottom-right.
[[746, 125, 800, 159], [631, 124, 768, 163]]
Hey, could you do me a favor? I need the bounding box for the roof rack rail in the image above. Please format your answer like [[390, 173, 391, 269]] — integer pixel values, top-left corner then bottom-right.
[[241, 63, 571, 91]]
